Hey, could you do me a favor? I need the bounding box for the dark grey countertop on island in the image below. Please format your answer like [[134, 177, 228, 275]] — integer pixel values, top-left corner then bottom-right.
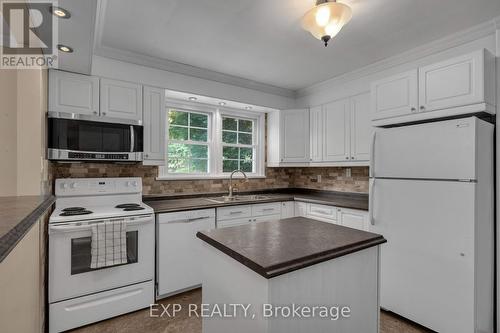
[[197, 217, 386, 279], [0, 195, 55, 263], [145, 188, 368, 213]]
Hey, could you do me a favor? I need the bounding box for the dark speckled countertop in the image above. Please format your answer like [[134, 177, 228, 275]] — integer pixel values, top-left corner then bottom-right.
[[145, 188, 368, 213], [0, 195, 55, 262], [197, 217, 386, 278]]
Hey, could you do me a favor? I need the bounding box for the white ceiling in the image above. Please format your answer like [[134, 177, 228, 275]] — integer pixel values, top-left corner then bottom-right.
[[95, 0, 500, 92]]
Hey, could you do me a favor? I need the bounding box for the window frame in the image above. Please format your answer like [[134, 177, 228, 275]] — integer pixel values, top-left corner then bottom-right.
[[158, 100, 265, 180]]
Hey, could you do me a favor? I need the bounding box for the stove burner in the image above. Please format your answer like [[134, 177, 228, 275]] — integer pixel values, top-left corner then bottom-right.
[[115, 203, 141, 209], [59, 210, 93, 216], [123, 207, 146, 211], [62, 207, 86, 212]]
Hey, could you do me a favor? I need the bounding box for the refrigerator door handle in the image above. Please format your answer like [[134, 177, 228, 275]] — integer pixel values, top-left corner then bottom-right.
[[369, 131, 376, 178], [369, 178, 375, 225]]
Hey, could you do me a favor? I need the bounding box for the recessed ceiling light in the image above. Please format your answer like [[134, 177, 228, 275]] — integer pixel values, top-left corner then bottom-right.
[[57, 44, 73, 53], [245, 106, 252, 110], [219, 102, 226, 106], [50, 6, 71, 19], [188, 97, 197, 101]]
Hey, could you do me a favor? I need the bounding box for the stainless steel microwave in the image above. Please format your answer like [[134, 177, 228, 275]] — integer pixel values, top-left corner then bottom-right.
[[48, 118, 143, 162]]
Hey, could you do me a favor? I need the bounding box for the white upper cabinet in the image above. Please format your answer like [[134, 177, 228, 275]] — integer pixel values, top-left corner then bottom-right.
[[143, 86, 166, 165], [323, 99, 350, 162], [371, 69, 418, 121], [419, 49, 495, 112], [49, 70, 99, 116], [100, 78, 143, 121], [350, 93, 371, 161], [371, 49, 496, 126], [280, 109, 310, 163], [309, 105, 323, 162]]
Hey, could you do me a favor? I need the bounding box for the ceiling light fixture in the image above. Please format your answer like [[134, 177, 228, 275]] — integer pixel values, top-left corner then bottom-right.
[[302, 0, 352, 47], [188, 97, 197, 101], [219, 102, 226, 106], [50, 6, 71, 19], [57, 44, 73, 53]]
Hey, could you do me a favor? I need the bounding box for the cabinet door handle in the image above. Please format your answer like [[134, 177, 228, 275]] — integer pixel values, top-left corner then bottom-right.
[[420, 106, 425, 111], [345, 156, 349, 160], [351, 157, 355, 160], [411, 107, 416, 112], [102, 112, 107, 116], [93, 111, 98, 115]]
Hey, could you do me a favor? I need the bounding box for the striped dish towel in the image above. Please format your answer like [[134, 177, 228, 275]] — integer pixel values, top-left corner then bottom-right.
[[90, 219, 127, 269]]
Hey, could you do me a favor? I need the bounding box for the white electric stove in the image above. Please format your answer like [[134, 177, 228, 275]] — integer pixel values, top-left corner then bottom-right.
[[48, 177, 155, 333]]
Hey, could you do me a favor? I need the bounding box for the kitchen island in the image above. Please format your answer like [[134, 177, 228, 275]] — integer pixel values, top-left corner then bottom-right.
[[196, 217, 386, 333]]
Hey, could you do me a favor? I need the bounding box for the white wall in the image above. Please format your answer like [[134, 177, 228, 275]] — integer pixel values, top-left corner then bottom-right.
[[296, 21, 498, 108], [0, 70, 18, 196], [91, 55, 296, 110], [0, 68, 48, 197]]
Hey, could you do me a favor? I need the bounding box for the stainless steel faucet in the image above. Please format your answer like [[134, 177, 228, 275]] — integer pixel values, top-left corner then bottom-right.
[[228, 169, 249, 198]]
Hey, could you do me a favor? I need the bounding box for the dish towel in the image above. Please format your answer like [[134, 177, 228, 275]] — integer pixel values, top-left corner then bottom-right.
[[90, 219, 128, 269]]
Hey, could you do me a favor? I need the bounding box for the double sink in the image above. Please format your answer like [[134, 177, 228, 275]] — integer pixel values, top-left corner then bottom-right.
[[205, 195, 274, 204]]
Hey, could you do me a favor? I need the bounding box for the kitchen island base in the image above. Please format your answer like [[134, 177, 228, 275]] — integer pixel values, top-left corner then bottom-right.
[[201, 242, 380, 333]]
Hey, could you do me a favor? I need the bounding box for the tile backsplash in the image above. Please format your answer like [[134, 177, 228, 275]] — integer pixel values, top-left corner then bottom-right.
[[50, 163, 369, 196]]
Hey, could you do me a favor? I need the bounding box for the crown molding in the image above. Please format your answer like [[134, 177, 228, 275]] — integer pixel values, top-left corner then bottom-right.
[[297, 16, 500, 98], [93, 1, 295, 99]]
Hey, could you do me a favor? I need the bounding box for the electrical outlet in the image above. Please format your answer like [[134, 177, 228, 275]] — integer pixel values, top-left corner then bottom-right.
[[317, 175, 322, 183], [345, 168, 351, 178]]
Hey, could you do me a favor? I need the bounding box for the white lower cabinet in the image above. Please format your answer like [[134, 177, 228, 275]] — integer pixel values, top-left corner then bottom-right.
[[295, 202, 307, 217], [280, 201, 295, 218], [338, 208, 369, 231], [157, 209, 215, 298], [296, 201, 369, 231], [307, 203, 338, 223], [216, 202, 287, 228]]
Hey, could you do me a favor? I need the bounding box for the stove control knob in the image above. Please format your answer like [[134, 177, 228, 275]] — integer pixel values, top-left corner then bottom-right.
[[132, 181, 138, 187], [70, 182, 78, 189], [125, 181, 131, 187], [61, 183, 68, 189]]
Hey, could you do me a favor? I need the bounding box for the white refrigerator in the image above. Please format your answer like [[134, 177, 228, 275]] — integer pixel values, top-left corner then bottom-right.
[[369, 117, 494, 333]]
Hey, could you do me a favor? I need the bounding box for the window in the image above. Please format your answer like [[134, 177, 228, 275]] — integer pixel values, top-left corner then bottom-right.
[[167, 110, 210, 174], [222, 116, 255, 173], [160, 103, 265, 179]]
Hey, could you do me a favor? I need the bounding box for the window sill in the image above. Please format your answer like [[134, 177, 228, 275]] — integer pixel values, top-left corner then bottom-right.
[[156, 174, 267, 181]]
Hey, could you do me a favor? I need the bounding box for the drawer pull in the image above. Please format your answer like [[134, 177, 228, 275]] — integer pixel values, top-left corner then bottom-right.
[[262, 208, 275, 211], [312, 209, 331, 215], [229, 211, 244, 215]]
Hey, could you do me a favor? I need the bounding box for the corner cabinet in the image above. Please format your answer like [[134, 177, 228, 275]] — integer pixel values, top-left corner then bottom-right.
[[267, 109, 310, 166], [143, 86, 166, 165], [371, 49, 496, 126], [49, 70, 99, 116], [100, 78, 143, 121]]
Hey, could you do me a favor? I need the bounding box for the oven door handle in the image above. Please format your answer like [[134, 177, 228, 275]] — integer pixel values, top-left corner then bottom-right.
[[49, 216, 153, 233]]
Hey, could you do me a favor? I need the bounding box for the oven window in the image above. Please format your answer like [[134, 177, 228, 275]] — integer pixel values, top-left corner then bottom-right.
[[71, 231, 138, 275]]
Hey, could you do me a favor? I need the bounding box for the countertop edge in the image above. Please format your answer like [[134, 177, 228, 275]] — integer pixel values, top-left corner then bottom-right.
[[196, 230, 386, 279], [147, 195, 368, 214], [0, 195, 55, 263]]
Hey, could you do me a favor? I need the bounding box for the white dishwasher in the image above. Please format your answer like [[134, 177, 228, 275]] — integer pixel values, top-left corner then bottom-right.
[[157, 208, 215, 298]]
